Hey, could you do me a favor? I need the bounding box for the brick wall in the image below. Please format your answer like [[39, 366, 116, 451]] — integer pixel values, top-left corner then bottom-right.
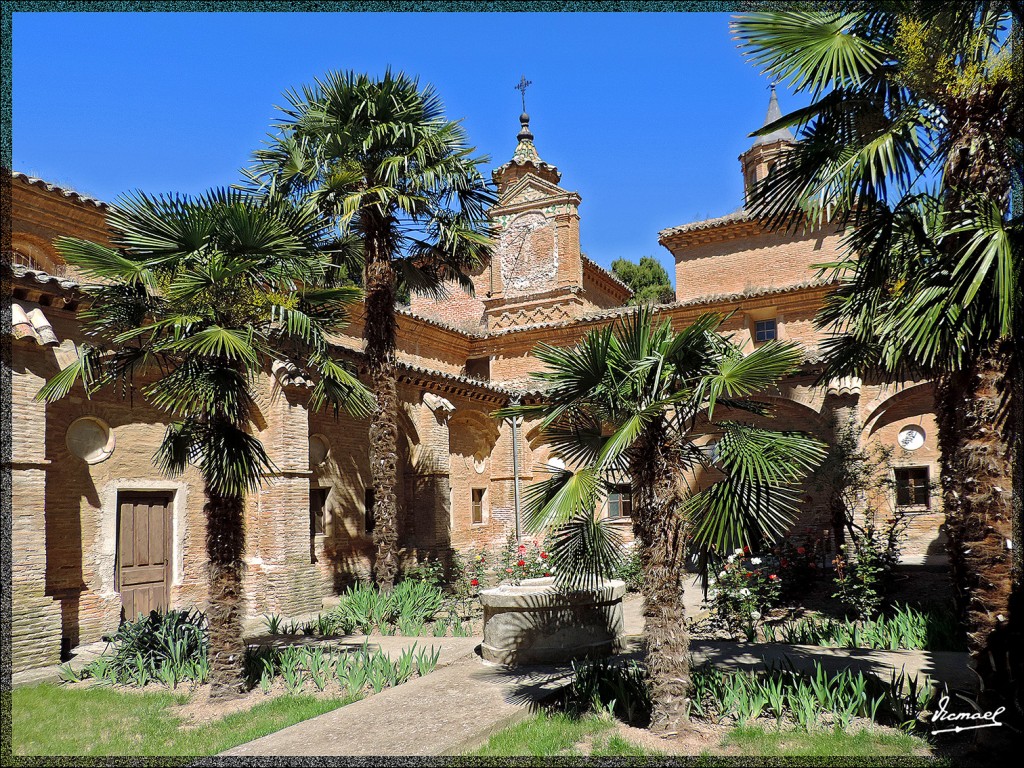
[[666, 225, 843, 302]]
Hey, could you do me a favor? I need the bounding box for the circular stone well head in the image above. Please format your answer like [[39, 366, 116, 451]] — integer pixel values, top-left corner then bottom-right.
[[479, 577, 626, 666]]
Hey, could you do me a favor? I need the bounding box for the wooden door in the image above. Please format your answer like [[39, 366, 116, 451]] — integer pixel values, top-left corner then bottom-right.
[[116, 492, 172, 621]]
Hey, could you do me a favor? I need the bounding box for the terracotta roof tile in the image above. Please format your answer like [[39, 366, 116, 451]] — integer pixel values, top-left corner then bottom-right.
[[11, 170, 108, 209]]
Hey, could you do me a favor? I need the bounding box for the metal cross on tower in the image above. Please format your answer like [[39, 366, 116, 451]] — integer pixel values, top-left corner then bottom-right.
[[515, 75, 532, 112]]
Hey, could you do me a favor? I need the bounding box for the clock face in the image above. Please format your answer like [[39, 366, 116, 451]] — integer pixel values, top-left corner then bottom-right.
[[897, 425, 926, 451], [499, 211, 558, 294]]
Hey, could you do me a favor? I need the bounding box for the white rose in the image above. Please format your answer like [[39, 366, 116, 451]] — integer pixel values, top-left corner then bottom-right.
[[740, 588, 751, 597], [734, 548, 745, 557], [750, 557, 762, 565]]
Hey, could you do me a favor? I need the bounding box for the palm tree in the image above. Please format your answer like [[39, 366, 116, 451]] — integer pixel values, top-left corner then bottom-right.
[[500, 307, 826, 733], [732, 3, 1021, 710], [37, 190, 373, 696], [243, 70, 495, 590]]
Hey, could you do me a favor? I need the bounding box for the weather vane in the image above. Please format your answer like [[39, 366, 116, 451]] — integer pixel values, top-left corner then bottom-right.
[[515, 75, 532, 112]]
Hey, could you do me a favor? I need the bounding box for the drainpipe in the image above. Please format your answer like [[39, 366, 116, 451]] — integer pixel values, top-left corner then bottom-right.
[[509, 393, 522, 541]]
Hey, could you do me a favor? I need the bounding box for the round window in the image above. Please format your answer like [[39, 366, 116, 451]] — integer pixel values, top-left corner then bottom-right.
[[66, 417, 115, 464], [309, 434, 330, 467], [897, 425, 926, 451]]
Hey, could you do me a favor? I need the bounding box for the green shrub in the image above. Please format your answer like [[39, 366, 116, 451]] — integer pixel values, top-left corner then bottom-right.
[[565, 659, 652, 726], [709, 548, 783, 640], [76, 609, 208, 688], [329, 581, 444, 635], [688, 660, 932, 732], [762, 602, 964, 651], [613, 546, 644, 593], [833, 518, 904, 618]]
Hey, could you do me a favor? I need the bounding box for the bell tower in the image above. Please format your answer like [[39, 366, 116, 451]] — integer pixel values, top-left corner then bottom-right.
[[482, 80, 585, 330], [739, 85, 795, 203]]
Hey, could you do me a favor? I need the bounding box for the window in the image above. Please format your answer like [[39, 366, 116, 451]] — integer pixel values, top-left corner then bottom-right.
[[472, 488, 485, 525], [309, 488, 328, 536], [607, 485, 632, 520], [364, 488, 375, 534], [754, 319, 777, 343], [895, 467, 930, 508], [465, 356, 490, 381]]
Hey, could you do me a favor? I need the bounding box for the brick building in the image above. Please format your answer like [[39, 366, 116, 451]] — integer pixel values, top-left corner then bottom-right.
[[5, 91, 943, 672]]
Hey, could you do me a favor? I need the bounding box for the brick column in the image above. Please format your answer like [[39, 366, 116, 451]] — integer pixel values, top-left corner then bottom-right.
[[410, 393, 452, 554], [823, 377, 863, 548], [10, 364, 63, 671], [250, 370, 320, 616], [554, 210, 582, 288]]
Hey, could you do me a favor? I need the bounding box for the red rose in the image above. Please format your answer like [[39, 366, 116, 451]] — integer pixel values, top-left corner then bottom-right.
[[470, 578, 479, 586], [540, 552, 549, 559], [797, 547, 806, 555], [745, 572, 753, 578], [808, 562, 816, 569], [769, 574, 777, 580], [544, 572, 551, 577], [517, 560, 525, 567], [518, 544, 526, 552], [743, 546, 750, 555], [781, 559, 789, 568]]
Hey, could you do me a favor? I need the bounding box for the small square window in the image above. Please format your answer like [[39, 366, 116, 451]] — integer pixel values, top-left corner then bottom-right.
[[607, 485, 632, 520], [895, 467, 930, 508], [755, 319, 777, 343], [472, 489, 485, 525], [364, 488, 376, 534], [310, 488, 328, 537]]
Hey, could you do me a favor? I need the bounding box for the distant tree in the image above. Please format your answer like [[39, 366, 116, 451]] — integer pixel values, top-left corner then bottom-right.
[[611, 256, 676, 305]]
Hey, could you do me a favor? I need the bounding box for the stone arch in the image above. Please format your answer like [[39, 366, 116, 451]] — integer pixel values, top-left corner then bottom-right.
[[863, 382, 936, 437], [11, 233, 64, 274]]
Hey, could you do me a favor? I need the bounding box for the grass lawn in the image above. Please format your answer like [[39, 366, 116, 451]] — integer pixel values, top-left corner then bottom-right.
[[464, 711, 663, 757], [11, 683, 358, 757], [465, 710, 936, 760], [719, 724, 933, 758]]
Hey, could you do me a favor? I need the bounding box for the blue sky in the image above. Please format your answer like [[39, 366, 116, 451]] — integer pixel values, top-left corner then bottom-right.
[[13, 11, 798, 283]]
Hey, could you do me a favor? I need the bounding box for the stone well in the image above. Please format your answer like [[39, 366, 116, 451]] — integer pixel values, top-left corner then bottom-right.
[[479, 577, 626, 665]]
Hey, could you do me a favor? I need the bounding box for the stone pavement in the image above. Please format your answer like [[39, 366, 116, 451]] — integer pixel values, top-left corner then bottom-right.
[[221, 647, 573, 757]]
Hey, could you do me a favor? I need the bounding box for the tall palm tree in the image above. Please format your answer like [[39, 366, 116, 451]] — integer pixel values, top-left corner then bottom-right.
[[500, 307, 826, 734], [732, 3, 1021, 710], [244, 70, 495, 590], [37, 190, 373, 696]]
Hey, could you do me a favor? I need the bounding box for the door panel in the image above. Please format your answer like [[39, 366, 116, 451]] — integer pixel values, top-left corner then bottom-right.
[[116, 492, 172, 621]]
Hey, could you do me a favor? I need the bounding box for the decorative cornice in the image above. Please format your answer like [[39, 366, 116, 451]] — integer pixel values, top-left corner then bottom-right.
[[12, 170, 108, 209]]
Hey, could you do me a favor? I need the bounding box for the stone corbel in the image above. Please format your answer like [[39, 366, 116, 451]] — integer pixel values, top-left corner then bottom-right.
[[423, 392, 456, 422]]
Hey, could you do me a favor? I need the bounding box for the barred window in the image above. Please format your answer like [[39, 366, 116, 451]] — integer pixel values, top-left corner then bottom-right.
[[895, 467, 930, 508]]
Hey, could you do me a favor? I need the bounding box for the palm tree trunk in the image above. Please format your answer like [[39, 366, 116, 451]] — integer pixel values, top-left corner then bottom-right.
[[364, 237, 400, 591], [936, 337, 1015, 702], [205, 489, 247, 698], [632, 428, 690, 734]]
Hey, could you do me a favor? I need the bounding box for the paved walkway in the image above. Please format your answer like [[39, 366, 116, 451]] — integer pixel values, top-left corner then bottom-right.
[[221, 650, 571, 757]]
